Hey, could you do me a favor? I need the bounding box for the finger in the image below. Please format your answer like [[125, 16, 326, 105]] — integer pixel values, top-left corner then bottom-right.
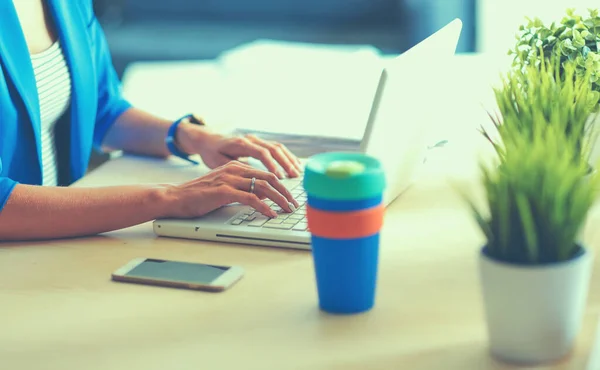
[[279, 143, 302, 172], [246, 136, 299, 178], [235, 167, 298, 208], [227, 159, 253, 168], [251, 179, 295, 213], [219, 137, 283, 178], [276, 142, 303, 173], [238, 140, 285, 179], [226, 173, 295, 212], [246, 134, 301, 169], [266, 144, 298, 178], [261, 139, 302, 174], [215, 160, 252, 173], [226, 189, 277, 218]]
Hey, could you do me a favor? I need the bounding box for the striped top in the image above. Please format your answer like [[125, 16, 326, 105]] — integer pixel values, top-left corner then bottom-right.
[[30, 41, 72, 186]]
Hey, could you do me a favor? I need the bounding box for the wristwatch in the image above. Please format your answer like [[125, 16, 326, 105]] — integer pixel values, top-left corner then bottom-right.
[[165, 113, 205, 165]]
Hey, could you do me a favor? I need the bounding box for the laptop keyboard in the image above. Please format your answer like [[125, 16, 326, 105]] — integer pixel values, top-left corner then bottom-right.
[[228, 180, 310, 232]]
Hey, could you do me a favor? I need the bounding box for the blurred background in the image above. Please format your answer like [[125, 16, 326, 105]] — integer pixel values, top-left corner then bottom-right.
[[88, 0, 599, 170], [92, 0, 477, 78], [92, 0, 600, 78]]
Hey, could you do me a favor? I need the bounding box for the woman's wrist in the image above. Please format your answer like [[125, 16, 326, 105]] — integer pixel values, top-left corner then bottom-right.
[[174, 119, 215, 156], [151, 183, 181, 219], [173, 119, 196, 154]]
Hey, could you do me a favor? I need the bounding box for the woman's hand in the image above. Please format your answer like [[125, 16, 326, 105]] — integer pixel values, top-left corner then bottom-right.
[[177, 123, 303, 179], [161, 161, 299, 219]]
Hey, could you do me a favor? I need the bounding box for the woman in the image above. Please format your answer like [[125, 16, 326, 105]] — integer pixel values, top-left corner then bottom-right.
[[0, 0, 301, 241]]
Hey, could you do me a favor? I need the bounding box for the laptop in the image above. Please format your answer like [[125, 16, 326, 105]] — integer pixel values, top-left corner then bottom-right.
[[153, 19, 463, 249]]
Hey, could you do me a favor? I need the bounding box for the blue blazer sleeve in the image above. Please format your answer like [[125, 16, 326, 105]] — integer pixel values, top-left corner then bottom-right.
[[83, 3, 132, 151], [0, 160, 18, 211]]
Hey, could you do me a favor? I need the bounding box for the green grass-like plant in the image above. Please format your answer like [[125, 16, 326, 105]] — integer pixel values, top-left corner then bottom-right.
[[482, 56, 599, 164], [509, 8, 600, 94], [466, 124, 599, 265]]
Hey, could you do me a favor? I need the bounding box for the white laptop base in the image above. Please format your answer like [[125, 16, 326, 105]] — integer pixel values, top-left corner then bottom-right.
[[153, 19, 463, 250]]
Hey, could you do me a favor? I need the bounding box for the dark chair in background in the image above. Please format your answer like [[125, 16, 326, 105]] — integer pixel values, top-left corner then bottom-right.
[[93, 0, 476, 77]]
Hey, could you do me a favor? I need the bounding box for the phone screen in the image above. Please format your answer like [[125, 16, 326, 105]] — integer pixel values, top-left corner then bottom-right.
[[124, 259, 230, 284]]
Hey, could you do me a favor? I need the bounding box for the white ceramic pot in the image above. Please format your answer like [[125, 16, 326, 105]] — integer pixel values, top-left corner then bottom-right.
[[479, 248, 593, 365]]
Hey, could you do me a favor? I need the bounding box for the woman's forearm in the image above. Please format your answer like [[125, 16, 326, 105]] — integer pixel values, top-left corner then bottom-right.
[[101, 108, 173, 157], [0, 184, 171, 241]]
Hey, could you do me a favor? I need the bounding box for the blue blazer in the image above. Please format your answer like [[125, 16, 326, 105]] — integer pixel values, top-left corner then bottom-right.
[[0, 0, 131, 210]]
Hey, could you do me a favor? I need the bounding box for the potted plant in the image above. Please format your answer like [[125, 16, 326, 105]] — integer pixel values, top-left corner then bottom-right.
[[509, 8, 600, 164], [463, 123, 599, 365], [482, 56, 599, 170], [510, 8, 600, 90]]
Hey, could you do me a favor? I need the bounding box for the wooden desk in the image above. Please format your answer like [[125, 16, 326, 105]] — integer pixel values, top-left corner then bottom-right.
[[1, 133, 599, 370]]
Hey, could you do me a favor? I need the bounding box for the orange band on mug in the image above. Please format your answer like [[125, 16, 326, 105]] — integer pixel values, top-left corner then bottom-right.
[[306, 205, 384, 239]]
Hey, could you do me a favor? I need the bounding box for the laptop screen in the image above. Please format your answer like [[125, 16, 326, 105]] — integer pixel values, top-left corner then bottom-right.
[[359, 19, 462, 205]]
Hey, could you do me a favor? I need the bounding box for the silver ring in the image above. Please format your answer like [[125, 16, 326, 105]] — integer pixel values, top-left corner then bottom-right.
[[250, 177, 256, 194]]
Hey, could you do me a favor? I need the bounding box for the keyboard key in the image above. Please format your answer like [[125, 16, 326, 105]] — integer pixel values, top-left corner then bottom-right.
[[231, 219, 243, 225], [283, 219, 299, 225], [289, 214, 304, 220], [248, 216, 269, 227], [266, 218, 284, 225], [282, 180, 301, 191], [271, 206, 292, 216], [293, 222, 308, 231], [264, 223, 293, 230]]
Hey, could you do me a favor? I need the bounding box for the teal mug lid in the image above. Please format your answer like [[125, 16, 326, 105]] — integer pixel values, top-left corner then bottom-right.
[[303, 152, 386, 200]]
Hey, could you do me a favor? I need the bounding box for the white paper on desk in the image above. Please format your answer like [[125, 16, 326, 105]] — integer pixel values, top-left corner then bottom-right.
[[218, 39, 384, 140]]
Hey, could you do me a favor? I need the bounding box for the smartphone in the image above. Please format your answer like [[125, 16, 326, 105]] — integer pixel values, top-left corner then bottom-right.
[[111, 257, 244, 292]]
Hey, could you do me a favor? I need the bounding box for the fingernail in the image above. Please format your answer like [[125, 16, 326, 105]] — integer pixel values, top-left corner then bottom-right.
[[289, 203, 297, 212], [278, 171, 285, 179]]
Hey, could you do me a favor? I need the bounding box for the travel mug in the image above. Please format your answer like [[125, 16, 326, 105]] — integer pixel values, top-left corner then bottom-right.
[[303, 152, 386, 314]]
